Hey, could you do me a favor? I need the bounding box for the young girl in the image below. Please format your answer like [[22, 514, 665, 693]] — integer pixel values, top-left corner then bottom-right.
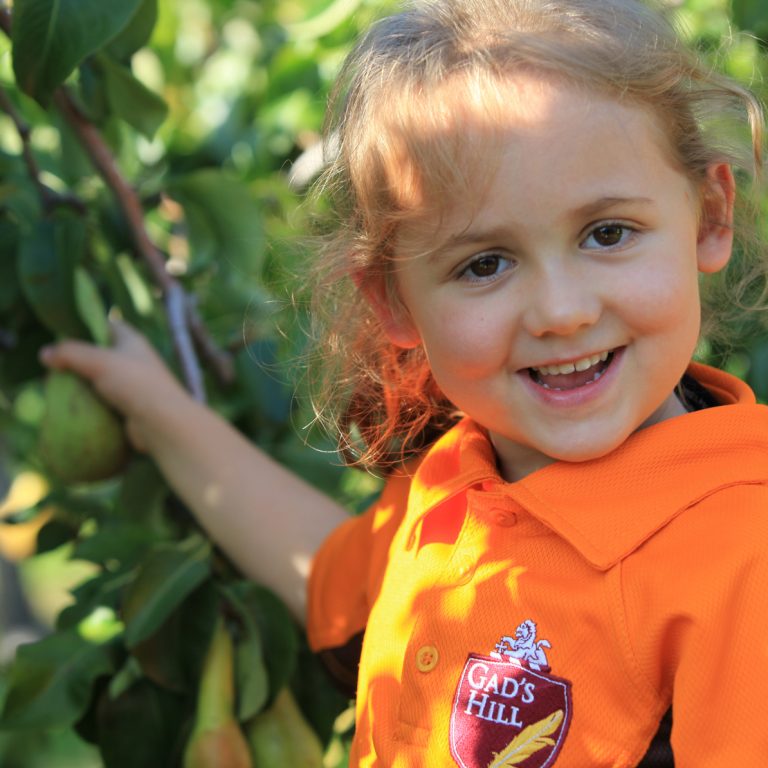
[[41, 0, 768, 765]]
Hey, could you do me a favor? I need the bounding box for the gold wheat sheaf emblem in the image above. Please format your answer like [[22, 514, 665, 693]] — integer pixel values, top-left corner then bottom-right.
[[486, 709, 564, 768]]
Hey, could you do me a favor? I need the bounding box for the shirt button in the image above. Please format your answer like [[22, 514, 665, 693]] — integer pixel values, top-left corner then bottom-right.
[[493, 509, 518, 527], [455, 555, 475, 584], [416, 645, 439, 672]]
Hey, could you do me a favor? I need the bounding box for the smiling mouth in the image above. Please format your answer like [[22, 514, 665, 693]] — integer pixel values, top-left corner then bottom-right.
[[528, 350, 615, 390]]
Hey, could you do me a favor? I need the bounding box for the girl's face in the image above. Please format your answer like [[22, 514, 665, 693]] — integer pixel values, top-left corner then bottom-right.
[[377, 76, 734, 481]]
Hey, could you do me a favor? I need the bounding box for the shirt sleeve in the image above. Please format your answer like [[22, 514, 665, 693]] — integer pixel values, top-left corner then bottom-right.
[[306, 465, 415, 653], [622, 481, 768, 767]]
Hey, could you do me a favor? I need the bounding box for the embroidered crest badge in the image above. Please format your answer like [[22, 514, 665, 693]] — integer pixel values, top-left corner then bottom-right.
[[450, 620, 572, 768]]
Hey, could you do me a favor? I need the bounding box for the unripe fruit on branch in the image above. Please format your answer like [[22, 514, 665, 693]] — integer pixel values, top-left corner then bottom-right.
[[38, 371, 128, 483], [183, 618, 252, 768], [246, 687, 324, 767]]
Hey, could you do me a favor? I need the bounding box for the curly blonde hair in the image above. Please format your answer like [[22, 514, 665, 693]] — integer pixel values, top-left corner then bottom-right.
[[305, 0, 765, 471]]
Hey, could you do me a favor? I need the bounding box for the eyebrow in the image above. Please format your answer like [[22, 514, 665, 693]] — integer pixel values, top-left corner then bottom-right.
[[573, 195, 655, 219], [434, 195, 655, 256]]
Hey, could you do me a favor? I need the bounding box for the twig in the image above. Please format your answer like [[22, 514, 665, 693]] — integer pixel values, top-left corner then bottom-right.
[[53, 93, 237, 397], [166, 283, 206, 401], [53, 92, 172, 290], [0, 85, 86, 214], [0, 5, 235, 397], [185, 296, 236, 383], [55, 91, 211, 399]]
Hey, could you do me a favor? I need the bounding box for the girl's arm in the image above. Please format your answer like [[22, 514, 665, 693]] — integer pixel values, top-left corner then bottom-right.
[[39, 322, 349, 622]]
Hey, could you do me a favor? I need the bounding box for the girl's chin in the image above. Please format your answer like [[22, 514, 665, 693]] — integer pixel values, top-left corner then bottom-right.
[[489, 426, 632, 481], [491, 434, 626, 481]]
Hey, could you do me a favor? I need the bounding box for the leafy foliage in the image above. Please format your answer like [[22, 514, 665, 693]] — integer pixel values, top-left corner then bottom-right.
[[12, 0, 146, 104], [0, 0, 390, 763], [0, 0, 765, 765]]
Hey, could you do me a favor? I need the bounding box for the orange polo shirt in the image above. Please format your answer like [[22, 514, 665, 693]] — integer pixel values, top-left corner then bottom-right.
[[307, 363, 768, 767]]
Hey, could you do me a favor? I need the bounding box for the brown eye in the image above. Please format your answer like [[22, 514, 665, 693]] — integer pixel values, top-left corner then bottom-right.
[[460, 252, 513, 282], [469, 254, 501, 277], [591, 225, 625, 247]]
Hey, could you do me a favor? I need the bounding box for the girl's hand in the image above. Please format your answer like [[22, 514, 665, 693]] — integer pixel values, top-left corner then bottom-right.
[[38, 321, 192, 453], [40, 320, 348, 620]]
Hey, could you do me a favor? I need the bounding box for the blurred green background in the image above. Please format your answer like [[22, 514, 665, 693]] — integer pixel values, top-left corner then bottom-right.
[[0, 0, 766, 765]]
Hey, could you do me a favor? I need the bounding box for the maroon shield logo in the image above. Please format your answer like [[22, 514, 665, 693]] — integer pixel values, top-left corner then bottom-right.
[[450, 653, 572, 768]]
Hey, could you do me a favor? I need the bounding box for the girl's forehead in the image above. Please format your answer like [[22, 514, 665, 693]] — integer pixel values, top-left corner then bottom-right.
[[402, 72, 668, 159], [429, 73, 573, 128], [380, 73, 677, 222]]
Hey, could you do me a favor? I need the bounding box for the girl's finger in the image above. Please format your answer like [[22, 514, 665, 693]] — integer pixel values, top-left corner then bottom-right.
[[38, 339, 111, 378]]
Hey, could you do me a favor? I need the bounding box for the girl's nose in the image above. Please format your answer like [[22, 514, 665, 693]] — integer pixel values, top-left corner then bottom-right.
[[521, 262, 601, 338]]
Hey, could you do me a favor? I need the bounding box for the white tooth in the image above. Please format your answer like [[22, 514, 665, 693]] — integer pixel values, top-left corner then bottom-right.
[[574, 357, 592, 372], [534, 350, 612, 376]]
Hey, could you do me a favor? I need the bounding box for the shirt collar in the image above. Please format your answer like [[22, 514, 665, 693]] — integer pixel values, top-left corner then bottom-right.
[[406, 363, 768, 570]]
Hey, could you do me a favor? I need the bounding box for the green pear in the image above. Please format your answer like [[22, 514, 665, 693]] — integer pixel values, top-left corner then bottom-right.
[[38, 371, 128, 483], [184, 618, 253, 768], [246, 687, 324, 767]]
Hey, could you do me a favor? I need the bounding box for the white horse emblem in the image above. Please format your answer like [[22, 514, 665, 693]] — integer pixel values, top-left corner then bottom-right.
[[492, 619, 552, 671]]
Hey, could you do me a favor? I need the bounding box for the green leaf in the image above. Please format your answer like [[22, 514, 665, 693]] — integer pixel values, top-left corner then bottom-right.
[[56, 111, 98, 184], [0, 218, 22, 313], [292, 639, 350, 746], [74, 267, 110, 346], [76, 58, 111, 124], [114, 456, 170, 526], [224, 586, 269, 719], [168, 170, 266, 272], [37, 487, 112, 524], [131, 580, 219, 694], [747, 337, 768, 402], [36, 516, 79, 554], [95, 677, 189, 767], [274, 436, 346, 496], [223, 581, 299, 703], [12, 0, 145, 105], [107, 0, 159, 61], [0, 171, 41, 230], [235, 623, 269, 720], [56, 570, 134, 631], [732, 0, 768, 42], [0, 320, 50, 391], [97, 53, 168, 138], [286, 0, 363, 42], [0, 628, 116, 730], [73, 521, 158, 568], [122, 534, 212, 648], [112, 253, 154, 319], [235, 340, 293, 430], [17, 212, 89, 339]]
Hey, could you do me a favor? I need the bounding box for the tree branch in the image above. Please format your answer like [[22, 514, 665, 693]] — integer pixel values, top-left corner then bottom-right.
[[0, 5, 235, 398], [0, 85, 86, 214]]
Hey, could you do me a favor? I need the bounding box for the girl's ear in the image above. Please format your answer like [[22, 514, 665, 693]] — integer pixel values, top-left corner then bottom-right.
[[696, 162, 736, 274], [354, 270, 422, 349]]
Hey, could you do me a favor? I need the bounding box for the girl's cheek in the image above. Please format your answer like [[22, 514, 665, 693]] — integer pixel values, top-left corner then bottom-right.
[[610, 252, 700, 331], [427, 314, 510, 375]]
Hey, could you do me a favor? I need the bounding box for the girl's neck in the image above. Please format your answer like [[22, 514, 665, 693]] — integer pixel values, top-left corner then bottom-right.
[[489, 388, 688, 483]]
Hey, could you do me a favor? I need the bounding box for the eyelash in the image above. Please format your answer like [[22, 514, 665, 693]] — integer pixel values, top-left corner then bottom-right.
[[580, 222, 637, 250], [456, 221, 637, 282], [457, 252, 513, 283]]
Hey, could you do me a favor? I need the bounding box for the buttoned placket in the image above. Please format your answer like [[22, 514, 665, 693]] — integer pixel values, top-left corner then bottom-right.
[[395, 484, 528, 741]]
